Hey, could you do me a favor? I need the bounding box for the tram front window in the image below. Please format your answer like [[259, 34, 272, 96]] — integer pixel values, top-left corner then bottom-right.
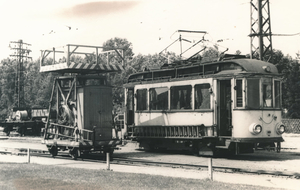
[[247, 79, 260, 109], [246, 78, 280, 109], [262, 78, 273, 108], [274, 80, 281, 108]]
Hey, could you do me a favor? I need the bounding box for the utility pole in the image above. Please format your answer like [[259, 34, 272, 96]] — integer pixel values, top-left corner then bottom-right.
[[9, 39, 32, 108], [249, 0, 273, 61]]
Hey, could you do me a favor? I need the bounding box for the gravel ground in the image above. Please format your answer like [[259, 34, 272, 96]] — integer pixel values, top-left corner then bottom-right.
[[0, 134, 300, 190]]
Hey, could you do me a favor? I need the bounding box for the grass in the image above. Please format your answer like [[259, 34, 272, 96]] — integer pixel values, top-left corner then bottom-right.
[[0, 163, 283, 190]]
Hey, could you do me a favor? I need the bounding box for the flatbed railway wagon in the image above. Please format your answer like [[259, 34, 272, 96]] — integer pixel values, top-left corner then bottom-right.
[[0, 107, 48, 136], [124, 54, 286, 156], [40, 44, 123, 159]]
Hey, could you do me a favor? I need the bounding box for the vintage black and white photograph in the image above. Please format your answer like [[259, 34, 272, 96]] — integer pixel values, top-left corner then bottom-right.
[[0, 0, 300, 189]]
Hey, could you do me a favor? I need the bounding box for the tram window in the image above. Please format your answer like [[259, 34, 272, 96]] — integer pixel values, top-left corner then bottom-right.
[[194, 84, 211, 109], [262, 78, 273, 108], [235, 80, 243, 107], [171, 85, 192, 109], [136, 89, 147, 110], [126, 89, 134, 125], [247, 79, 260, 109], [275, 81, 281, 108], [149, 87, 168, 110]]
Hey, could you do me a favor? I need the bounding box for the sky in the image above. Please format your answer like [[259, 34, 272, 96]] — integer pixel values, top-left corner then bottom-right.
[[0, 0, 300, 61]]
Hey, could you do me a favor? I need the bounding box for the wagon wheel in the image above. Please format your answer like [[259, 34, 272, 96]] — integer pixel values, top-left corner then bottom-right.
[[49, 146, 58, 157], [69, 148, 80, 160]]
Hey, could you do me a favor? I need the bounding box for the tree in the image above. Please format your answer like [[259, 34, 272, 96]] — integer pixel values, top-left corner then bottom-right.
[[281, 59, 300, 118], [0, 58, 16, 118], [200, 46, 220, 62], [265, 49, 300, 118], [101, 38, 134, 113], [102, 37, 134, 65], [0, 57, 57, 119], [24, 59, 57, 108]]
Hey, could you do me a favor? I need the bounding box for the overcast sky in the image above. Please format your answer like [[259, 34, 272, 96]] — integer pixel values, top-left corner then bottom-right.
[[0, 0, 300, 61]]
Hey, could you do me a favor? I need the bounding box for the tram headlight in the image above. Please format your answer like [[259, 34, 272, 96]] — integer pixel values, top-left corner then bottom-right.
[[249, 123, 262, 135], [276, 123, 285, 135]]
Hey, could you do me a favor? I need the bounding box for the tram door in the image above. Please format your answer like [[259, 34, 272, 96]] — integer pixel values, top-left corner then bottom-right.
[[218, 80, 232, 136]]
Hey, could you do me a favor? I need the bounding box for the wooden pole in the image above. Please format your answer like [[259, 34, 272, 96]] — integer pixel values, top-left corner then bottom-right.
[[106, 152, 110, 170], [27, 148, 30, 163], [208, 158, 213, 180]]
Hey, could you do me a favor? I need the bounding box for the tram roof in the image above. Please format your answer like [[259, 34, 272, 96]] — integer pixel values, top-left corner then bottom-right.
[[126, 58, 279, 84], [228, 59, 278, 74]]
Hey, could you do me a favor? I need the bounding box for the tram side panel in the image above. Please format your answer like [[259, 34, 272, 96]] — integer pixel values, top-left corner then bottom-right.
[[136, 112, 213, 130], [127, 79, 218, 152]]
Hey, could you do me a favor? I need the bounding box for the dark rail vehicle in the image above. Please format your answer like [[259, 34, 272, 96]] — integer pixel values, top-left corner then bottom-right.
[[1, 107, 48, 136], [40, 44, 124, 159]]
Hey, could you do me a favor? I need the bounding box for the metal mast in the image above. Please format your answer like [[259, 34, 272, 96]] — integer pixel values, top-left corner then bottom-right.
[[249, 0, 273, 61], [9, 40, 32, 108]]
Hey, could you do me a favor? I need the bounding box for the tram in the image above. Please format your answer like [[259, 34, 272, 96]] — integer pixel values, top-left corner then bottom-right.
[[124, 54, 285, 156]]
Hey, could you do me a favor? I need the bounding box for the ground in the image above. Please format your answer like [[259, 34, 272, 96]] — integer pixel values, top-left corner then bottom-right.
[[0, 134, 300, 189]]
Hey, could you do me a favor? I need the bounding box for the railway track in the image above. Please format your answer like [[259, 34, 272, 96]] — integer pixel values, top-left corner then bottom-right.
[[1, 147, 300, 180]]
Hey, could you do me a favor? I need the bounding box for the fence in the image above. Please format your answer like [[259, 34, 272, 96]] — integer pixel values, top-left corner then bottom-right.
[[282, 119, 300, 134]]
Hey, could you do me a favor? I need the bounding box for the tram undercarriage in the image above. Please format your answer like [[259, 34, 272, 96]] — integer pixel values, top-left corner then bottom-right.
[[138, 137, 282, 157]]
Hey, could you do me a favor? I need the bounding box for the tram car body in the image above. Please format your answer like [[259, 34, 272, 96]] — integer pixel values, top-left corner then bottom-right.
[[124, 55, 285, 155], [40, 44, 123, 159]]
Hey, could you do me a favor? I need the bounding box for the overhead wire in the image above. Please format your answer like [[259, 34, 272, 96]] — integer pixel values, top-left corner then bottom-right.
[[272, 32, 300, 36]]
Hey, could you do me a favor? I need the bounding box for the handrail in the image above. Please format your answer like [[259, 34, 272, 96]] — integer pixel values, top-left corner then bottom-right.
[[46, 123, 94, 141], [40, 44, 125, 67]]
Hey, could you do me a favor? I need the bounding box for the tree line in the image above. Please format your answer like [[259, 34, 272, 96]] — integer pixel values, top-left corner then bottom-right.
[[0, 37, 299, 119]]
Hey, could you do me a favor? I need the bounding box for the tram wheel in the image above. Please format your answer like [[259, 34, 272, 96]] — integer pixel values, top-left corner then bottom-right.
[[276, 142, 281, 153], [144, 143, 156, 152]]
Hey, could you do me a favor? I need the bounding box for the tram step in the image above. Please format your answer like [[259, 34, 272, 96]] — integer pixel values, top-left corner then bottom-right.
[[215, 145, 229, 149], [215, 139, 231, 149]]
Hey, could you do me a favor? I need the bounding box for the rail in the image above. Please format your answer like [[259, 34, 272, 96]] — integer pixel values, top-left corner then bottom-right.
[[1, 147, 300, 180]]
